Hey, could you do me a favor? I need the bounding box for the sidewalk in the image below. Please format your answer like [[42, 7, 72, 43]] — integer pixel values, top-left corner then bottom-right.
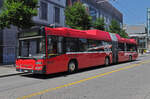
[[0, 65, 24, 77], [139, 53, 150, 57]]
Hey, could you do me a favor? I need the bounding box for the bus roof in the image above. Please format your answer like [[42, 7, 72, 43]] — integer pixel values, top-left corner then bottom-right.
[[85, 30, 112, 42], [45, 27, 137, 44], [129, 39, 137, 45], [45, 27, 112, 42], [45, 27, 88, 39], [115, 34, 137, 45]]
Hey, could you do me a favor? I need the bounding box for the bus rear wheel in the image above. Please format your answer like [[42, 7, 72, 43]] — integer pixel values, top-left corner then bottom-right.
[[129, 55, 132, 61], [105, 57, 110, 66], [68, 62, 77, 73]]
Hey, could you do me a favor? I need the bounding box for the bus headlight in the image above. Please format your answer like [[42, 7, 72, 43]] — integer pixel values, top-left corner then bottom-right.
[[16, 65, 19, 68], [35, 66, 43, 70]]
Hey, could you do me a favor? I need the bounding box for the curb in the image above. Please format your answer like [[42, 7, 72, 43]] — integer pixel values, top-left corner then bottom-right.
[[139, 54, 149, 57], [0, 65, 15, 69], [0, 72, 26, 78]]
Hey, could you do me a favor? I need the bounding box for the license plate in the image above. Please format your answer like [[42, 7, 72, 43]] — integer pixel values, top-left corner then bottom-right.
[[24, 70, 28, 72]]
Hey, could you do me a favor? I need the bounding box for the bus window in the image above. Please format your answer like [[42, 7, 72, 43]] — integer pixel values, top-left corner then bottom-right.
[[118, 43, 125, 51], [103, 41, 112, 52], [78, 39, 88, 52], [47, 36, 58, 56], [87, 40, 104, 52], [19, 38, 45, 58], [126, 44, 137, 52], [39, 38, 45, 53], [66, 37, 78, 52], [20, 40, 29, 57]]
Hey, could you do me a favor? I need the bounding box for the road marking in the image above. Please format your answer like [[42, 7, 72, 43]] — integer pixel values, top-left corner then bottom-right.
[[17, 60, 150, 99]]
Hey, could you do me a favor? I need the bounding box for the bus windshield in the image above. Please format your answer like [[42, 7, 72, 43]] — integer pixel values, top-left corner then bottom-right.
[[18, 38, 45, 59]]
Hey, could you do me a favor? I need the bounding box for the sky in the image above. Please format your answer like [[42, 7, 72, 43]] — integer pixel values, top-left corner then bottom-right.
[[109, 0, 150, 25]]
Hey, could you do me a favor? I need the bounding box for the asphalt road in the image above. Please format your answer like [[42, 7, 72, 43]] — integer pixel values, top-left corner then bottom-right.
[[0, 55, 150, 99]]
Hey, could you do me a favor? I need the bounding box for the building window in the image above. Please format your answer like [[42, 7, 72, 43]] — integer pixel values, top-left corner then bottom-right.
[[89, 7, 97, 21], [72, 0, 77, 3], [54, 7, 60, 24], [40, 2, 48, 20], [0, 0, 3, 8]]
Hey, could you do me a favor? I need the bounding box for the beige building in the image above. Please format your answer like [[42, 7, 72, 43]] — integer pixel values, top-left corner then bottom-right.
[[124, 24, 147, 52]]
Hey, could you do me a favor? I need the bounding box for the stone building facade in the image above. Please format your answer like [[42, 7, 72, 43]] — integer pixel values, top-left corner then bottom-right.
[[0, 27, 18, 64], [33, 0, 66, 27]]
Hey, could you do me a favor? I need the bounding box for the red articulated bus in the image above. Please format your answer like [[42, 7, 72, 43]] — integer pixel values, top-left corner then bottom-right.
[[16, 26, 138, 74]]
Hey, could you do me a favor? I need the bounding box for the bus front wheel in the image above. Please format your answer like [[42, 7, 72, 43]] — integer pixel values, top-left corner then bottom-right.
[[129, 55, 132, 61], [105, 57, 110, 66], [68, 61, 77, 73]]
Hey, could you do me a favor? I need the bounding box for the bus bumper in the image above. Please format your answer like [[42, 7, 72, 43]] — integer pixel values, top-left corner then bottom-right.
[[16, 67, 46, 74]]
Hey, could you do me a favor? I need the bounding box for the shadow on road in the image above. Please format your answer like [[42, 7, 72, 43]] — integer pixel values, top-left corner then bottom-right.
[[21, 60, 140, 79]]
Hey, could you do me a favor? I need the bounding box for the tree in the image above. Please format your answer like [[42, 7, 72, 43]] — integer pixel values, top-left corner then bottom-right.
[[93, 17, 105, 31], [0, 0, 38, 30], [109, 19, 121, 33], [65, 2, 92, 30], [109, 19, 128, 38], [120, 29, 128, 38]]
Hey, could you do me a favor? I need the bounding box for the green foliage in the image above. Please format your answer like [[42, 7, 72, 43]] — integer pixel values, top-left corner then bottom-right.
[[109, 19, 121, 33], [109, 19, 128, 38], [65, 2, 92, 30], [93, 17, 105, 31], [120, 29, 128, 38], [105, 28, 109, 32], [0, 0, 38, 29]]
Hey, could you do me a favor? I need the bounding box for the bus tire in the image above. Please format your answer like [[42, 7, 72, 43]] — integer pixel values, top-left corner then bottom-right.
[[68, 61, 77, 73], [129, 55, 132, 61], [105, 57, 110, 66]]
